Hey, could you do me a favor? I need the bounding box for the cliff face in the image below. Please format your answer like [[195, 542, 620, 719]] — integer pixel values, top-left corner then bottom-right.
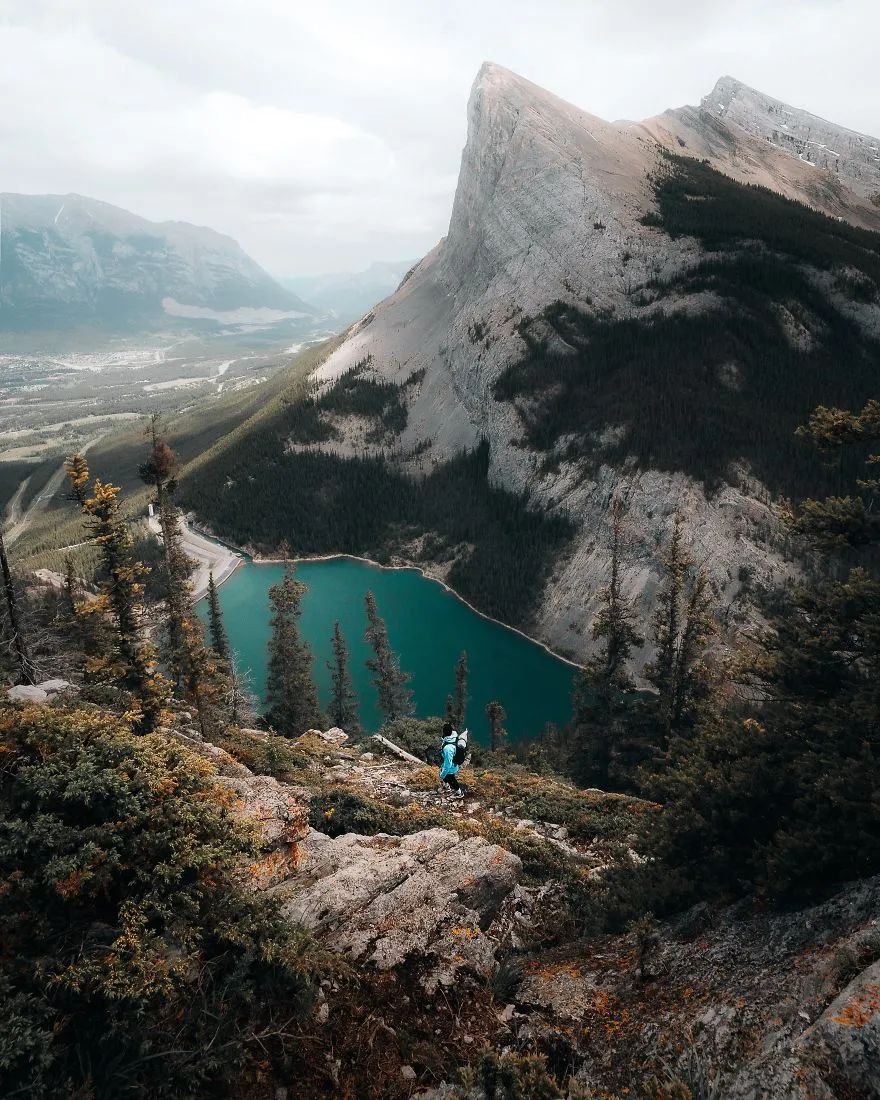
[[309, 65, 880, 660], [701, 75, 880, 204]]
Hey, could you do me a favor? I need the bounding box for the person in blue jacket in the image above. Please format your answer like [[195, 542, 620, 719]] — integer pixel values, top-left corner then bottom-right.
[[439, 721, 464, 798]]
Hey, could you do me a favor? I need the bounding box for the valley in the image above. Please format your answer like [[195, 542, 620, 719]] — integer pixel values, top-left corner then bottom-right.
[[3, 24, 880, 1100]]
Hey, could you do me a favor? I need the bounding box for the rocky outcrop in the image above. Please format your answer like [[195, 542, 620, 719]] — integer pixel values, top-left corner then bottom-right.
[[275, 827, 521, 991], [504, 874, 880, 1099], [7, 679, 72, 704], [219, 772, 311, 889], [799, 959, 880, 1099], [701, 75, 880, 204]]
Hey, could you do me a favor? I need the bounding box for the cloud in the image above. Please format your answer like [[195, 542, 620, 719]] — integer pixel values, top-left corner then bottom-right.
[[1, 0, 878, 273]]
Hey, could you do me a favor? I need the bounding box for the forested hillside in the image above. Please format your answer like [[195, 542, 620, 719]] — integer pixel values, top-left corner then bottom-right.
[[494, 155, 880, 495]]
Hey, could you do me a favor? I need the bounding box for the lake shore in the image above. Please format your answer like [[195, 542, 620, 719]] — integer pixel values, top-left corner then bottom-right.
[[193, 524, 583, 672]]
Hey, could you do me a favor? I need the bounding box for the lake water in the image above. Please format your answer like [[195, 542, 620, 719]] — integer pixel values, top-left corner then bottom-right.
[[198, 556, 578, 743]]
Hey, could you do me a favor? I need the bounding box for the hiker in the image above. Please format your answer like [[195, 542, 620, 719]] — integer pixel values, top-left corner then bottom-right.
[[439, 721, 468, 798]]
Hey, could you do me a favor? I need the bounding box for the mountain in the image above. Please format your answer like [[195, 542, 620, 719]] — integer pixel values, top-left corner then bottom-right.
[[280, 260, 417, 327], [701, 75, 880, 203], [0, 192, 315, 333], [184, 65, 880, 659]]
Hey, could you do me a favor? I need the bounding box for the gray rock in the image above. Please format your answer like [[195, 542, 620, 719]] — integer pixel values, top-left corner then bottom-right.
[[7, 685, 48, 704], [276, 827, 521, 989], [798, 959, 880, 1098], [37, 678, 72, 695]]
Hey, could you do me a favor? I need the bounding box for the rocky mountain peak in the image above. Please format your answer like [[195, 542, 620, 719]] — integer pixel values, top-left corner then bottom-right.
[[700, 75, 880, 203]]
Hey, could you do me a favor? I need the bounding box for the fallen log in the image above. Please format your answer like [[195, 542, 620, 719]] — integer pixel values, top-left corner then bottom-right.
[[371, 733, 425, 766]]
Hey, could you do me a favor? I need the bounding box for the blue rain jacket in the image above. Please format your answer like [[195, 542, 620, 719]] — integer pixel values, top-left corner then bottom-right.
[[439, 737, 459, 778]]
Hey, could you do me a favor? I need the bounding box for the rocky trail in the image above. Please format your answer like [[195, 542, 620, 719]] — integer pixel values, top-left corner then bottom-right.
[[6, 675, 879, 1098], [163, 714, 880, 1099]]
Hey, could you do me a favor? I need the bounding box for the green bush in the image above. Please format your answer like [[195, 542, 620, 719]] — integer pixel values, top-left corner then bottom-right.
[[0, 704, 326, 1098], [218, 726, 313, 782]]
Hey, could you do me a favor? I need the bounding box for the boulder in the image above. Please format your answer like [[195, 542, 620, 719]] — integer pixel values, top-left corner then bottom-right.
[[320, 726, 349, 746], [38, 679, 72, 695], [276, 827, 521, 990], [798, 959, 880, 1098], [7, 685, 48, 704], [219, 773, 310, 890]]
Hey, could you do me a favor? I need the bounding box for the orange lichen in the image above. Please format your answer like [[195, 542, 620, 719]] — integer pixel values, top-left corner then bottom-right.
[[833, 984, 880, 1028]]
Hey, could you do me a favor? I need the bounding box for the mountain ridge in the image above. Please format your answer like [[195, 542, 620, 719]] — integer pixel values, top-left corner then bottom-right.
[[185, 63, 880, 661], [0, 191, 314, 332]]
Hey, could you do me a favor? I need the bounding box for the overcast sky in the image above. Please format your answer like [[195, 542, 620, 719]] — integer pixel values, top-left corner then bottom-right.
[[1, 0, 878, 276]]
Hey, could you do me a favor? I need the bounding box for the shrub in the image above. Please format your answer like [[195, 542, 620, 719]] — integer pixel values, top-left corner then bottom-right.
[[218, 726, 313, 782], [0, 704, 326, 1098]]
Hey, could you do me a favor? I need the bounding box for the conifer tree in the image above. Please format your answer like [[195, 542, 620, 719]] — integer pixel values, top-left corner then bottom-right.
[[649, 398, 880, 901], [139, 417, 221, 737], [451, 650, 469, 729], [327, 620, 361, 735], [644, 515, 715, 748], [206, 572, 230, 662], [66, 454, 169, 732], [571, 498, 643, 787], [485, 700, 507, 753], [364, 590, 413, 724], [0, 530, 35, 685], [265, 568, 322, 736]]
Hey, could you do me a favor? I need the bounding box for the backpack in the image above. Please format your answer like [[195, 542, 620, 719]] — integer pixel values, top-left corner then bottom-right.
[[452, 729, 469, 766]]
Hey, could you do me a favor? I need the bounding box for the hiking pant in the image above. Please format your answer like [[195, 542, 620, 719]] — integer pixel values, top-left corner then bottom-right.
[[441, 773, 461, 793]]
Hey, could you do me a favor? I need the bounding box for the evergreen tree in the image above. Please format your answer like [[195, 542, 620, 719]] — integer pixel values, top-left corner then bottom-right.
[[485, 700, 507, 753], [65, 454, 169, 732], [364, 590, 413, 724], [644, 515, 715, 749], [327, 620, 361, 735], [0, 529, 35, 685], [571, 498, 644, 787], [451, 650, 469, 729], [265, 568, 322, 736], [649, 398, 880, 901], [140, 418, 222, 737], [206, 572, 230, 662]]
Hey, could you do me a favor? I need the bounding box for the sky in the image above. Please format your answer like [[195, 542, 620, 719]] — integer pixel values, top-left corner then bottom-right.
[[1, 0, 878, 277]]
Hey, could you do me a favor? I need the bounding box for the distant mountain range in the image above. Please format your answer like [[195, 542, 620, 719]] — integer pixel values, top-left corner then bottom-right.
[[280, 261, 416, 327], [0, 192, 315, 334]]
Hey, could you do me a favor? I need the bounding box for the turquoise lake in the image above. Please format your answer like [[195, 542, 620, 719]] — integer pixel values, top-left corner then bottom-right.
[[199, 557, 578, 742]]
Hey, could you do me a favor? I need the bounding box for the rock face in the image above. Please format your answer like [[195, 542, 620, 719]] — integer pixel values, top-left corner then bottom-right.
[[0, 191, 314, 332], [219, 773, 311, 890], [507, 872, 880, 1099], [275, 827, 521, 990], [308, 64, 880, 660], [701, 75, 880, 204], [799, 959, 880, 1099]]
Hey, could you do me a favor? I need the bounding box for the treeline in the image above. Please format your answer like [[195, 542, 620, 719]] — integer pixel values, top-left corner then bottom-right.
[[544, 397, 880, 909], [183, 437, 574, 626], [288, 364, 409, 445], [494, 157, 880, 497]]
